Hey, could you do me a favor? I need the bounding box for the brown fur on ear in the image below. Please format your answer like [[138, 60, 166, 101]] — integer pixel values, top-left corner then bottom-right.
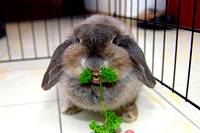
[[103, 43, 133, 79], [41, 39, 73, 90], [62, 43, 88, 77], [117, 35, 156, 88]]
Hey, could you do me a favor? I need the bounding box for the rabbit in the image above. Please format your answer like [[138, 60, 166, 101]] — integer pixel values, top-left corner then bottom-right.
[[41, 15, 156, 122]]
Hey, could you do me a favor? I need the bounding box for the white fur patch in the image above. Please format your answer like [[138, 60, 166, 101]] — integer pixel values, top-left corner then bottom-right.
[[103, 60, 108, 67], [81, 58, 86, 67]]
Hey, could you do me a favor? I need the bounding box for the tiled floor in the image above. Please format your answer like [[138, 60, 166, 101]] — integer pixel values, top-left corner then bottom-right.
[[0, 16, 200, 133]]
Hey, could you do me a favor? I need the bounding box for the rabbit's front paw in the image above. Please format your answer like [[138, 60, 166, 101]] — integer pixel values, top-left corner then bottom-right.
[[122, 109, 137, 122], [115, 102, 138, 122], [64, 105, 83, 115]]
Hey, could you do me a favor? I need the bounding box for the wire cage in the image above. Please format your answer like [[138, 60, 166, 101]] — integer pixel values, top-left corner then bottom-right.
[[0, 0, 200, 132]]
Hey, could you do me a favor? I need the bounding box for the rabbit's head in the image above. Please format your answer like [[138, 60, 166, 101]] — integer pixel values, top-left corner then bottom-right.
[[41, 23, 156, 91]]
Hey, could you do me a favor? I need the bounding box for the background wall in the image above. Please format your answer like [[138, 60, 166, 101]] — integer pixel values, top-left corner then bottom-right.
[[1, 0, 85, 22], [84, 0, 200, 29], [84, 0, 166, 17], [167, 0, 200, 29]]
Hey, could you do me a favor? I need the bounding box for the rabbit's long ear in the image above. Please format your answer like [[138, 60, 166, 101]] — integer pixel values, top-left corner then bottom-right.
[[41, 39, 73, 90], [118, 35, 156, 88]]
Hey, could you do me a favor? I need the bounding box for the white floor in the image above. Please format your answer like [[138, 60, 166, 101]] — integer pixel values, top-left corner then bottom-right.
[[0, 16, 200, 133]]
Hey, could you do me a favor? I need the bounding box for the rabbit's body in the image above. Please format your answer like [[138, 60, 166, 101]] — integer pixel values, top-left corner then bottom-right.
[[59, 70, 142, 112], [42, 15, 156, 122]]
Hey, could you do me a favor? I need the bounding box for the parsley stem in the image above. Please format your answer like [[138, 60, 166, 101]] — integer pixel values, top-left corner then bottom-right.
[[99, 78, 106, 116]]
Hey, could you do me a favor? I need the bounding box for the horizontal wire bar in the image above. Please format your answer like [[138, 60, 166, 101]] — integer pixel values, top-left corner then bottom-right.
[[92, 13, 200, 33], [153, 89, 200, 130], [155, 78, 200, 110], [0, 56, 51, 63], [81, 11, 200, 33]]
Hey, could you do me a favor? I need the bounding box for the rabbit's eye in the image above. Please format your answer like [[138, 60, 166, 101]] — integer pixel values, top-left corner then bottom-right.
[[118, 43, 129, 49], [75, 35, 81, 43], [111, 36, 118, 44], [111, 36, 129, 49]]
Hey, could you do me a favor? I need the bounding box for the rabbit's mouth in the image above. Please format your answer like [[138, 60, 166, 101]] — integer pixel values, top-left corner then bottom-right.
[[91, 75, 117, 86], [91, 72, 101, 84], [92, 77, 100, 84], [91, 77, 116, 86], [84, 81, 117, 89], [91, 69, 100, 84]]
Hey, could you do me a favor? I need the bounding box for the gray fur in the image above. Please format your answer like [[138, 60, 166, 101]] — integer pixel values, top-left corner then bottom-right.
[[116, 35, 156, 88], [59, 72, 142, 112], [42, 15, 156, 121], [41, 39, 74, 90]]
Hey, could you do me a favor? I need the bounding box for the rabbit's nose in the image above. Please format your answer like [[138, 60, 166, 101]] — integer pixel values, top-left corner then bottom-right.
[[92, 69, 99, 76], [83, 57, 107, 70]]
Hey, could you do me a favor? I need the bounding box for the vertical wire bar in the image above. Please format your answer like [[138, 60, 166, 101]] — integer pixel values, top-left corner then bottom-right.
[[4, 24, 12, 60], [136, 0, 139, 43], [1, 3, 11, 60], [55, 0, 62, 44], [130, 0, 133, 28], [143, 0, 147, 56], [56, 87, 63, 133], [70, 16, 74, 28], [96, 0, 99, 13], [28, 0, 37, 58], [172, 0, 182, 89], [119, 0, 121, 18], [57, 19, 62, 44], [161, 0, 169, 81], [152, 0, 157, 74], [17, 21, 25, 59], [114, 0, 117, 16], [29, 0, 38, 58], [124, 0, 127, 23], [185, 0, 197, 100], [5, 37, 11, 60], [70, 16, 74, 29], [44, 20, 51, 57], [30, 22, 37, 58], [44, 0, 51, 57], [12, 0, 24, 59], [70, 16, 74, 42], [108, 0, 111, 15], [70, 16, 74, 32]]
